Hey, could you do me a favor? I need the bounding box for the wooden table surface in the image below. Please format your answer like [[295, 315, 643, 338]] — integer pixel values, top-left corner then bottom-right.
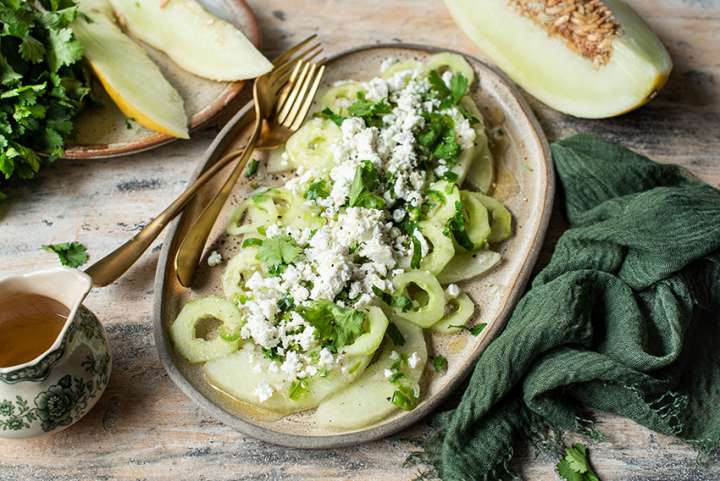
[[1, 0, 718, 479]]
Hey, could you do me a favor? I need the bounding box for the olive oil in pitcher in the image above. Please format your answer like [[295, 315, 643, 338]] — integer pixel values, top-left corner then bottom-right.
[[0, 294, 69, 368]]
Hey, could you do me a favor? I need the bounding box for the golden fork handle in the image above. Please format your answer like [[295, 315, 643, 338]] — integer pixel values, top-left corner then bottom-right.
[[85, 113, 258, 288], [174, 117, 263, 287]]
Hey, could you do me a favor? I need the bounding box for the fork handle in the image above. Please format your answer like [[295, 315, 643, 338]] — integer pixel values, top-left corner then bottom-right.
[[84, 120, 258, 288], [174, 118, 263, 287]]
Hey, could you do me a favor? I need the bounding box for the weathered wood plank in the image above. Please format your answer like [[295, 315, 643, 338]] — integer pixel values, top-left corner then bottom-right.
[[1, 0, 719, 479]]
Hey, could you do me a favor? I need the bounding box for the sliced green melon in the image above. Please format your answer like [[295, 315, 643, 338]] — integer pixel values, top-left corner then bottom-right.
[[316, 319, 427, 429], [171, 297, 243, 363], [205, 345, 372, 415], [110, 0, 271, 81], [432, 292, 475, 334], [438, 250, 501, 284], [443, 0, 672, 118]]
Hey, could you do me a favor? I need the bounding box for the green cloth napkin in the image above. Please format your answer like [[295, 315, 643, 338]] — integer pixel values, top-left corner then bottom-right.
[[423, 134, 720, 480]]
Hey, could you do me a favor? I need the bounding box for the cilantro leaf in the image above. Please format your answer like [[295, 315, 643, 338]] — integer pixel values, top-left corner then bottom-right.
[[386, 322, 406, 346], [556, 444, 601, 481], [257, 235, 302, 275], [317, 107, 345, 126], [305, 179, 330, 200], [348, 160, 385, 209], [244, 158, 259, 178], [347, 91, 391, 127], [449, 73, 469, 105], [42, 241, 88, 268], [449, 322, 486, 336], [428, 69, 470, 108], [418, 112, 460, 163], [431, 355, 448, 373], [446, 201, 475, 251], [371, 286, 411, 313], [411, 232, 422, 269], [299, 300, 367, 352]]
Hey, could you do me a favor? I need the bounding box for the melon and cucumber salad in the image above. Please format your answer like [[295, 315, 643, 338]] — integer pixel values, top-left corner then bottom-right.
[[171, 52, 513, 428]]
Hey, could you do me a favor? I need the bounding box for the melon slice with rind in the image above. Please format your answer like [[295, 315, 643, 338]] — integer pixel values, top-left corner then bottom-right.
[[73, 0, 189, 138], [110, 0, 272, 82], [443, 0, 672, 118]]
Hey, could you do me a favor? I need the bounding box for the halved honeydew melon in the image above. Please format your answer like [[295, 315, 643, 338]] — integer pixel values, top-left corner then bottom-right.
[[443, 0, 672, 118], [73, 0, 189, 138], [205, 345, 373, 415], [109, 0, 271, 81], [316, 319, 427, 429], [171, 297, 243, 363]]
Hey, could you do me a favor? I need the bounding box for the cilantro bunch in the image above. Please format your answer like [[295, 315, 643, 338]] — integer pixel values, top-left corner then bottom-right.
[[0, 0, 90, 200]]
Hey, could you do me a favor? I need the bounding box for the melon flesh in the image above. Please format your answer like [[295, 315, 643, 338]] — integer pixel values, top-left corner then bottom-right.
[[110, 0, 272, 81], [443, 0, 672, 118]]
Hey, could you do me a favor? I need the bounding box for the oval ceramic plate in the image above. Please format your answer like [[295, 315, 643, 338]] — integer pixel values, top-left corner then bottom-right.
[[64, 0, 261, 159], [153, 44, 554, 448]]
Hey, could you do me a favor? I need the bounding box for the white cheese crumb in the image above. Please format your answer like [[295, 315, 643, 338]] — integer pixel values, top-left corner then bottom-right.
[[207, 250, 223, 267], [254, 381, 273, 402], [390, 350, 400, 361], [408, 352, 420, 369], [384, 368, 394, 379], [446, 283, 461, 298]]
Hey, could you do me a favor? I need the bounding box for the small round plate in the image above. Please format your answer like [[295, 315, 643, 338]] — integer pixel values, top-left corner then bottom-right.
[[153, 44, 554, 448], [64, 0, 261, 159]]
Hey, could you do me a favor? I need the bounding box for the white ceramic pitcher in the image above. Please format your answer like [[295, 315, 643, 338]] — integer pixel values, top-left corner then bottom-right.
[[0, 268, 111, 438]]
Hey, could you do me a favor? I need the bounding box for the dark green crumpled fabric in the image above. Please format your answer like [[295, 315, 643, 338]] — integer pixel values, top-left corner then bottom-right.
[[424, 134, 720, 481]]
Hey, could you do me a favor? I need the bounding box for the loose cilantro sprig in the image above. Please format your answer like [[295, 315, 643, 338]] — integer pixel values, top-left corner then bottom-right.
[[556, 444, 601, 481], [299, 300, 367, 352], [348, 160, 385, 209], [0, 0, 91, 199], [449, 322, 487, 336], [42, 241, 88, 268], [257, 235, 302, 276]]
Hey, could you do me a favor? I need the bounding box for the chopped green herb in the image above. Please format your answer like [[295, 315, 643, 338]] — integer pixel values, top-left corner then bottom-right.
[[257, 235, 302, 276], [411, 233, 422, 269], [556, 443, 601, 481], [288, 379, 309, 401], [446, 201, 475, 251], [244, 158, 259, 178], [418, 112, 460, 162], [386, 322, 406, 346], [428, 70, 470, 109], [277, 295, 295, 312], [347, 91, 392, 127], [431, 355, 448, 373], [242, 237, 263, 248], [441, 171, 459, 183], [42, 241, 88, 268], [262, 347, 283, 362], [299, 300, 367, 352], [124, 118, 133, 129], [317, 107, 345, 126], [305, 179, 330, 200], [391, 385, 418, 411], [450, 322, 487, 336], [371, 286, 412, 312], [348, 160, 385, 209]]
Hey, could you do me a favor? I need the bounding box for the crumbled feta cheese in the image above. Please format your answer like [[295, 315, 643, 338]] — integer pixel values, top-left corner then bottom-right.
[[384, 368, 394, 379], [446, 283, 461, 298], [207, 250, 223, 267], [390, 350, 400, 361], [392, 208, 406, 223], [408, 352, 421, 369], [254, 381, 273, 402]]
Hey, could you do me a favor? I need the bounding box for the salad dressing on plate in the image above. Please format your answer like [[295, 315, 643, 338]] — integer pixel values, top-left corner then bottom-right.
[[0, 294, 68, 368]]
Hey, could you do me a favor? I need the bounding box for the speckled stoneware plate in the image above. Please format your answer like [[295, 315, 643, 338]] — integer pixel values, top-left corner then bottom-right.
[[153, 44, 554, 448], [64, 0, 261, 159]]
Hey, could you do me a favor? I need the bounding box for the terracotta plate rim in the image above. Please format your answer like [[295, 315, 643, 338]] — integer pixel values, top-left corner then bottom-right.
[[153, 43, 554, 449], [63, 0, 262, 160]]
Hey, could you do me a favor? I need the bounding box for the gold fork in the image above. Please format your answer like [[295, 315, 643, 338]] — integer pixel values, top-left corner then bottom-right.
[[84, 36, 321, 288], [174, 58, 326, 287]]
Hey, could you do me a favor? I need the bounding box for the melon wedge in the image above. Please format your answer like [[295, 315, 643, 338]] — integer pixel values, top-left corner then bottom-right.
[[443, 0, 672, 118], [74, 0, 189, 138], [110, 0, 272, 82]]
